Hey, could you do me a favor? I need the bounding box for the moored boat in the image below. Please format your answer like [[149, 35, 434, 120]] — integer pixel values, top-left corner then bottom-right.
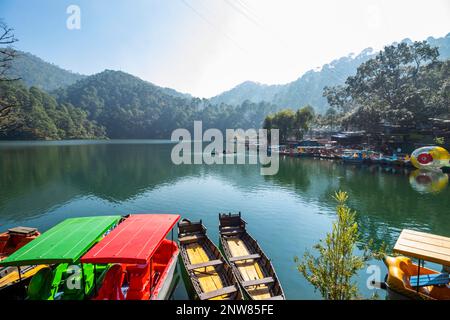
[[342, 150, 365, 164], [0, 216, 121, 300], [81, 214, 180, 300], [178, 219, 242, 300], [0, 227, 40, 261], [218, 212, 285, 300], [383, 229, 450, 300]]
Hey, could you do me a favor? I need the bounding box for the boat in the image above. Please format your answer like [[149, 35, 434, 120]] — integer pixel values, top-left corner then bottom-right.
[[383, 229, 450, 300], [218, 212, 285, 300], [178, 219, 242, 300], [81, 214, 180, 300], [0, 215, 121, 300], [0, 227, 40, 261], [0, 227, 43, 292], [342, 150, 365, 164]]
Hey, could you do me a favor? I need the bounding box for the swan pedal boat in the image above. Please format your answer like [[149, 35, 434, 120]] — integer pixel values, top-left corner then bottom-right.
[[178, 219, 242, 300], [384, 229, 450, 300], [219, 212, 285, 300]]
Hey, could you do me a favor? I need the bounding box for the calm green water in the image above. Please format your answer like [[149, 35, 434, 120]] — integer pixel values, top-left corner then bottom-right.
[[1, 140, 449, 299]]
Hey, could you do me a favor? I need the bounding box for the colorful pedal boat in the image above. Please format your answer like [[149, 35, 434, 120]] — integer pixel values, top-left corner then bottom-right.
[[384, 256, 450, 300], [81, 214, 180, 300], [384, 229, 450, 300], [0, 216, 121, 300], [0, 227, 40, 261], [0, 226, 42, 291]]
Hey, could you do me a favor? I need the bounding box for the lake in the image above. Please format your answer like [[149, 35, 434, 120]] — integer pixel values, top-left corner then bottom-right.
[[0, 140, 449, 299]]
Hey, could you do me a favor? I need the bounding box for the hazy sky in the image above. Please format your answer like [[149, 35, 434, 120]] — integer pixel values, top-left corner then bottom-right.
[[1, 0, 449, 97]]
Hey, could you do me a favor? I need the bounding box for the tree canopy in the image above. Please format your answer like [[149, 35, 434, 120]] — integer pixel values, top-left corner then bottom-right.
[[323, 41, 449, 132], [263, 106, 315, 142]]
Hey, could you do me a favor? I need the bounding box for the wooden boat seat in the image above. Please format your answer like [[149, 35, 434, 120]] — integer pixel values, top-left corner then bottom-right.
[[242, 277, 274, 287], [220, 227, 244, 236], [179, 234, 205, 244], [8, 227, 38, 235], [266, 295, 284, 300], [187, 259, 223, 271], [229, 254, 261, 262], [410, 273, 449, 287], [199, 285, 237, 300]]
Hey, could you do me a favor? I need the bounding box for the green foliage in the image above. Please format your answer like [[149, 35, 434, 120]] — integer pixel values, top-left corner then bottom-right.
[[295, 191, 372, 300], [263, 106, 315, 141], [55, 70, 279, 139], [434, 136, 445, 145], [0, 81, 105, 139], [324, 41, 449, 132], [5, 51, 85, 91]]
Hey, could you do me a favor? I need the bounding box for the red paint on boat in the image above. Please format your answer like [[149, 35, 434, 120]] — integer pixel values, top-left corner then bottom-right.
[[0, 227, 40, 261], [81, 214, 180, 300]]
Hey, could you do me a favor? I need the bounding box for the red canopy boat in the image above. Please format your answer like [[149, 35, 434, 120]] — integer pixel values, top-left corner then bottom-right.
[[0, 227, 40, 261], [81, 214, 180, 300]]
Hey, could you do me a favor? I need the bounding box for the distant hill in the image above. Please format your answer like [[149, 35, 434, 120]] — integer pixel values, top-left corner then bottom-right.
[[210, 81, 282, 106], [5, 51, 86, 91], [4, 51, 192, 99], [54, 70, 276, 138], [210, 33, 450, 114]]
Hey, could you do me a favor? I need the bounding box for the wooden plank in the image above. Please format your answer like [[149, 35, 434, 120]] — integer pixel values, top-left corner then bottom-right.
[[187, 259, 223, 271], [393, 229, 450, 266], [394, 244, 450, 266], [179, 234, 204, 243], [229, 254, 261, 262], [396, 238, 450, 256], [185, 243, 228, 300], [199, 285, 237, 300], [266, 295, 284, 300], [226, 238, 271, 300], [242, 277, 274, 287]]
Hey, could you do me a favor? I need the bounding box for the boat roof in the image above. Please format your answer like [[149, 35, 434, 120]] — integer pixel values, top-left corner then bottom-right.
[[81, 214, 180, 265], [0, 216, 121, 266], [393, 229, 450, 266]]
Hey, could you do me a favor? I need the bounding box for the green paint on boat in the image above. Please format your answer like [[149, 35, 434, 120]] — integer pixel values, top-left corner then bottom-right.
[[0, 216, 121, 266]]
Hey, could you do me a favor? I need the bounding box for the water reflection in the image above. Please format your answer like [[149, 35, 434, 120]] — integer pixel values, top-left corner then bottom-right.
[[409, 169, 449, 194]]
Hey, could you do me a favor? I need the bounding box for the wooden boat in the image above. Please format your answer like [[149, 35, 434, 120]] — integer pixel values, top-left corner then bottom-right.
[[383, 229, 450, 300], [81, 214, 180, 300], [0, 216, 121, 300], [218, 213, 285, 300], [178, 219, 242, 300]]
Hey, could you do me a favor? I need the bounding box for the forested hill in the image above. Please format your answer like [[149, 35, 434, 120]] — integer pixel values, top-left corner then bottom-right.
[[5, 51, 86, 91], [53, 70, 277, 139], [211, 33, 450, 113], [0, 81, 106, 140], [5, 51, 192, 99]]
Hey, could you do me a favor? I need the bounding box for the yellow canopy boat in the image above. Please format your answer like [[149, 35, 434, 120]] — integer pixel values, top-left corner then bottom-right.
[[384, 229, 450, 300]]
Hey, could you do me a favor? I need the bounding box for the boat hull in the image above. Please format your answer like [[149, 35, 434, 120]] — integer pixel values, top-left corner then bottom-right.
[[178, 219, 243, 300], [219, 213, 285, 300], [384, 256, 450, 300]]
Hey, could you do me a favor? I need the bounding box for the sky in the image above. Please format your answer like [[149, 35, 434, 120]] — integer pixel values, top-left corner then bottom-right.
[[1, 0, 449, 98]]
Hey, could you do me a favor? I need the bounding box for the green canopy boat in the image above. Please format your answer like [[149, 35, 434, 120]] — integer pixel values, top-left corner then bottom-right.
[[0, 215, 121, 300]]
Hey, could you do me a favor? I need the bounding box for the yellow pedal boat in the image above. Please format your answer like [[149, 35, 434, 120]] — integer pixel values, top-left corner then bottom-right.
[[384, 229, 450, 300], [384, 256, 450, 300]]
